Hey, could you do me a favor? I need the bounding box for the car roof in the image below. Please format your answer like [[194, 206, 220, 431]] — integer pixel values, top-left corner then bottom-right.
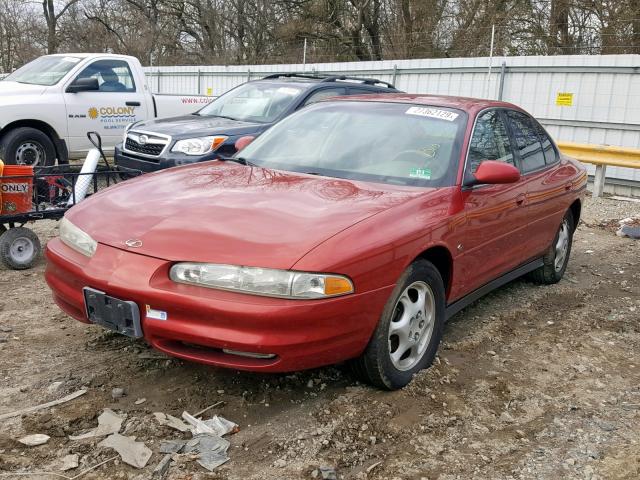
[[328, 93, 522, 114], [256, 73, 398, 91], [48, 53, 136, 60]]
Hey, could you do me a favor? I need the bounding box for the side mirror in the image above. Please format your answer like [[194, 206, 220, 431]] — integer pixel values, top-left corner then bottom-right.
[[470, 160, 520, 186], [66, 77, 100, 93], [235, 135, 255, 152]]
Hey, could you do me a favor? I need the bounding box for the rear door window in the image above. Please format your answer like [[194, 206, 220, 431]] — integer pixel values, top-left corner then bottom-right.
[[349, 88, 377, 95], [302, 88, 347, 106], [466, 109, 515, 175], [505, 110, 546, 173], [533, 122, 558, 165]]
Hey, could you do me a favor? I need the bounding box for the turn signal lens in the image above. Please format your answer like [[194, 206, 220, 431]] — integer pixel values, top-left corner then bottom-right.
[[324, 276, 354, 296]]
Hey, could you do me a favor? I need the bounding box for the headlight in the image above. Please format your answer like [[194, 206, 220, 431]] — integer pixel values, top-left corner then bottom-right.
[[123, 122, 137, 143], [59, 217, 97, 257], [170, 263, 354, 299], [171, 136, 227, 156]]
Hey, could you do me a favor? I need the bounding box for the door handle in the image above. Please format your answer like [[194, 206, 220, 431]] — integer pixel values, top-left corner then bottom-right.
[[516, 193, 526, 206], [126, 101, 141, 106]]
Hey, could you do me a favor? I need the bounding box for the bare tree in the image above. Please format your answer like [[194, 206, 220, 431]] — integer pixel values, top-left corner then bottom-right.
[[2, 0, 640, 70], [42, 0, 82, 53]]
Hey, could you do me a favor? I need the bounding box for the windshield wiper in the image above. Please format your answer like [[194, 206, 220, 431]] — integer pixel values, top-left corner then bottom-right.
[[217, 154, 257, 167]]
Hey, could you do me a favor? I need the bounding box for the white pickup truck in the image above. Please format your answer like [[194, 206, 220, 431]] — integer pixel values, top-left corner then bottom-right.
[[0, 53, 212, 166]]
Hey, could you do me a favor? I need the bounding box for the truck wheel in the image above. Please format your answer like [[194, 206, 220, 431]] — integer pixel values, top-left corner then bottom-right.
[[0, 127, 56, 167], [0, 227, 42, 270]]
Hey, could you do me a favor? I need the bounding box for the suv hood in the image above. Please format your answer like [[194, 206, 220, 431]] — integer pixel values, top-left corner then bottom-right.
[[133, 114, 265, 139], [67, 162, 426, 269], [0, 81, 47, 96]]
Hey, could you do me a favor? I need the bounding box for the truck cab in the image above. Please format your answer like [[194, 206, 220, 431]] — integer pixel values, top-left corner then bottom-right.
[[0, 53, 209, 166]]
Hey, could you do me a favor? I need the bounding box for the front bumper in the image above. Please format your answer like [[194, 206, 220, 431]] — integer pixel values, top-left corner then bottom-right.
[[45, 239, 392, 372]]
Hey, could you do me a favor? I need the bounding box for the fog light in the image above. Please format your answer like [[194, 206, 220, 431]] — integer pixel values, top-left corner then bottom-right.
[[222, 349, 276, 359]]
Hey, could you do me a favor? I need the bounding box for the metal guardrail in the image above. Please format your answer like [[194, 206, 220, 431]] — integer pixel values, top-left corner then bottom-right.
[[558, 141, 640, 197]]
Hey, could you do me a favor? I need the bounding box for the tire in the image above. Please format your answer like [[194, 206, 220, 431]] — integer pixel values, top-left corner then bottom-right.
[[0, 227, 42, 270], [352, 259, 446, 390], [528, 210, 574, 285], [0, 127, 56, 167]]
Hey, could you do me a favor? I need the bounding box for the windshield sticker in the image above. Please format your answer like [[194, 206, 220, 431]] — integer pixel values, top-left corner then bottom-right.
[[405, 107, 459, 122], [420, 144, 440, 158], [278, 87, 300, 96], [409, 168, 432, 179]]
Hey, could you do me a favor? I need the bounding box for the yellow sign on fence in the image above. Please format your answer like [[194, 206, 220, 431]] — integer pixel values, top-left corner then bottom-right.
[[556, 92, 574, 106], [206, 87, 213, 96]]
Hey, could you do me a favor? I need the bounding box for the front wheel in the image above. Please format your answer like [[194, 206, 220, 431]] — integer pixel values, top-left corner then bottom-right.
[[528, 210, 574, 284], [352, 259, 446, 390], [0, 127, 57, 167]]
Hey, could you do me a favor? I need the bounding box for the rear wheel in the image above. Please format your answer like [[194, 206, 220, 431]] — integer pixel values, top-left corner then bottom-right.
[[528, 210, 574, 284], [352, 259, 445, 390], [0, 227, 42, 270], [0, 127, 56, 167]]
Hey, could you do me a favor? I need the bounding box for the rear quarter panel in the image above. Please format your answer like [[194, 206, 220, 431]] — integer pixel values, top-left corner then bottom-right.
[[524, 155, 587, 256]]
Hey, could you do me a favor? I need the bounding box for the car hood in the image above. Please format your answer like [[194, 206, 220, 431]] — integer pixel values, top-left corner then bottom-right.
[[0, 81, 47, 96], [133, 114, 265, 138], [67, 162, 427, 269]]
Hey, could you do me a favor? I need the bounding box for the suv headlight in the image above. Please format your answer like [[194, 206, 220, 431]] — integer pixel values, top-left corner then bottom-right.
[[170, 263, 354, 299], [123, 122, 137, 143], [59, 217, 97, 257], [171, 136, 228, 156]]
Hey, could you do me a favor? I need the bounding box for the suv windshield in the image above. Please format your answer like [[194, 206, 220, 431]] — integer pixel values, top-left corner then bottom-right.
[[198, 82, 306, 123], [4, 55, 82, 86], [238, 101, 466, 187]]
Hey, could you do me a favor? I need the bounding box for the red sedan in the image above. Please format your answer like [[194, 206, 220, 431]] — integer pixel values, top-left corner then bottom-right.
[[45, 95, 587, 389]]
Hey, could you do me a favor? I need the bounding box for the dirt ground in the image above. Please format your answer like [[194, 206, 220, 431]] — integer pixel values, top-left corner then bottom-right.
[[0, 196, 639, 480]]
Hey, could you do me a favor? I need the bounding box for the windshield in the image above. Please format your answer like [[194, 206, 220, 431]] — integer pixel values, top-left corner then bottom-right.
[[4, 55, 82, 86], [198, 82, 306, 123], [238, 101, 467, 187]]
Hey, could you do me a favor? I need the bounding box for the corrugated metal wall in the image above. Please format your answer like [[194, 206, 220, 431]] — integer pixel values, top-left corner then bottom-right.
[[143, 55, 640, 183], [2, 56, 638, 181]]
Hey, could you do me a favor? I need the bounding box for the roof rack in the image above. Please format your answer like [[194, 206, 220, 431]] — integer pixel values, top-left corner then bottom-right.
[[261, 73, 395, 88]]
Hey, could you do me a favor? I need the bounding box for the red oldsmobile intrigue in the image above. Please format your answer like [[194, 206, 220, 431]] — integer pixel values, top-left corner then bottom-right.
[[45, 95, 587, 389]]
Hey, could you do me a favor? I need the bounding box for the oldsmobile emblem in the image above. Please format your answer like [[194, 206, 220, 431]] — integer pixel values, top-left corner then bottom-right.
[[125, 239, 143, 248]]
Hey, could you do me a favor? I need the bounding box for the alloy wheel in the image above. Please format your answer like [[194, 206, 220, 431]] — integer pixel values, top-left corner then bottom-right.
[[388, 281, 435, 371], [554, 219, 570, 272]]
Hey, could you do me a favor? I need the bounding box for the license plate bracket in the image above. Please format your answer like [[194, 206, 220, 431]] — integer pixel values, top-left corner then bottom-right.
[[83, 287, 142, 338]]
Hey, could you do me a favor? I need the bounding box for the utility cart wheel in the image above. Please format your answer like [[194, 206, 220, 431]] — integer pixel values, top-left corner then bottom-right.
[[0, 227, 42, 270]]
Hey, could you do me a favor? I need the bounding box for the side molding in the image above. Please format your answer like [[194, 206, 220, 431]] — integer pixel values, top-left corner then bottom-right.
[[445, 258, 544, 320]]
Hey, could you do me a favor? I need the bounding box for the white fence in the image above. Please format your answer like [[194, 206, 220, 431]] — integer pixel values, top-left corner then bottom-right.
[[144, 55, 640, 185]]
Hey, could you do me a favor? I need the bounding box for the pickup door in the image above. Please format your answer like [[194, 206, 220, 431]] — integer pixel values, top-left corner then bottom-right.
[[63, 58, 150, 154]]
